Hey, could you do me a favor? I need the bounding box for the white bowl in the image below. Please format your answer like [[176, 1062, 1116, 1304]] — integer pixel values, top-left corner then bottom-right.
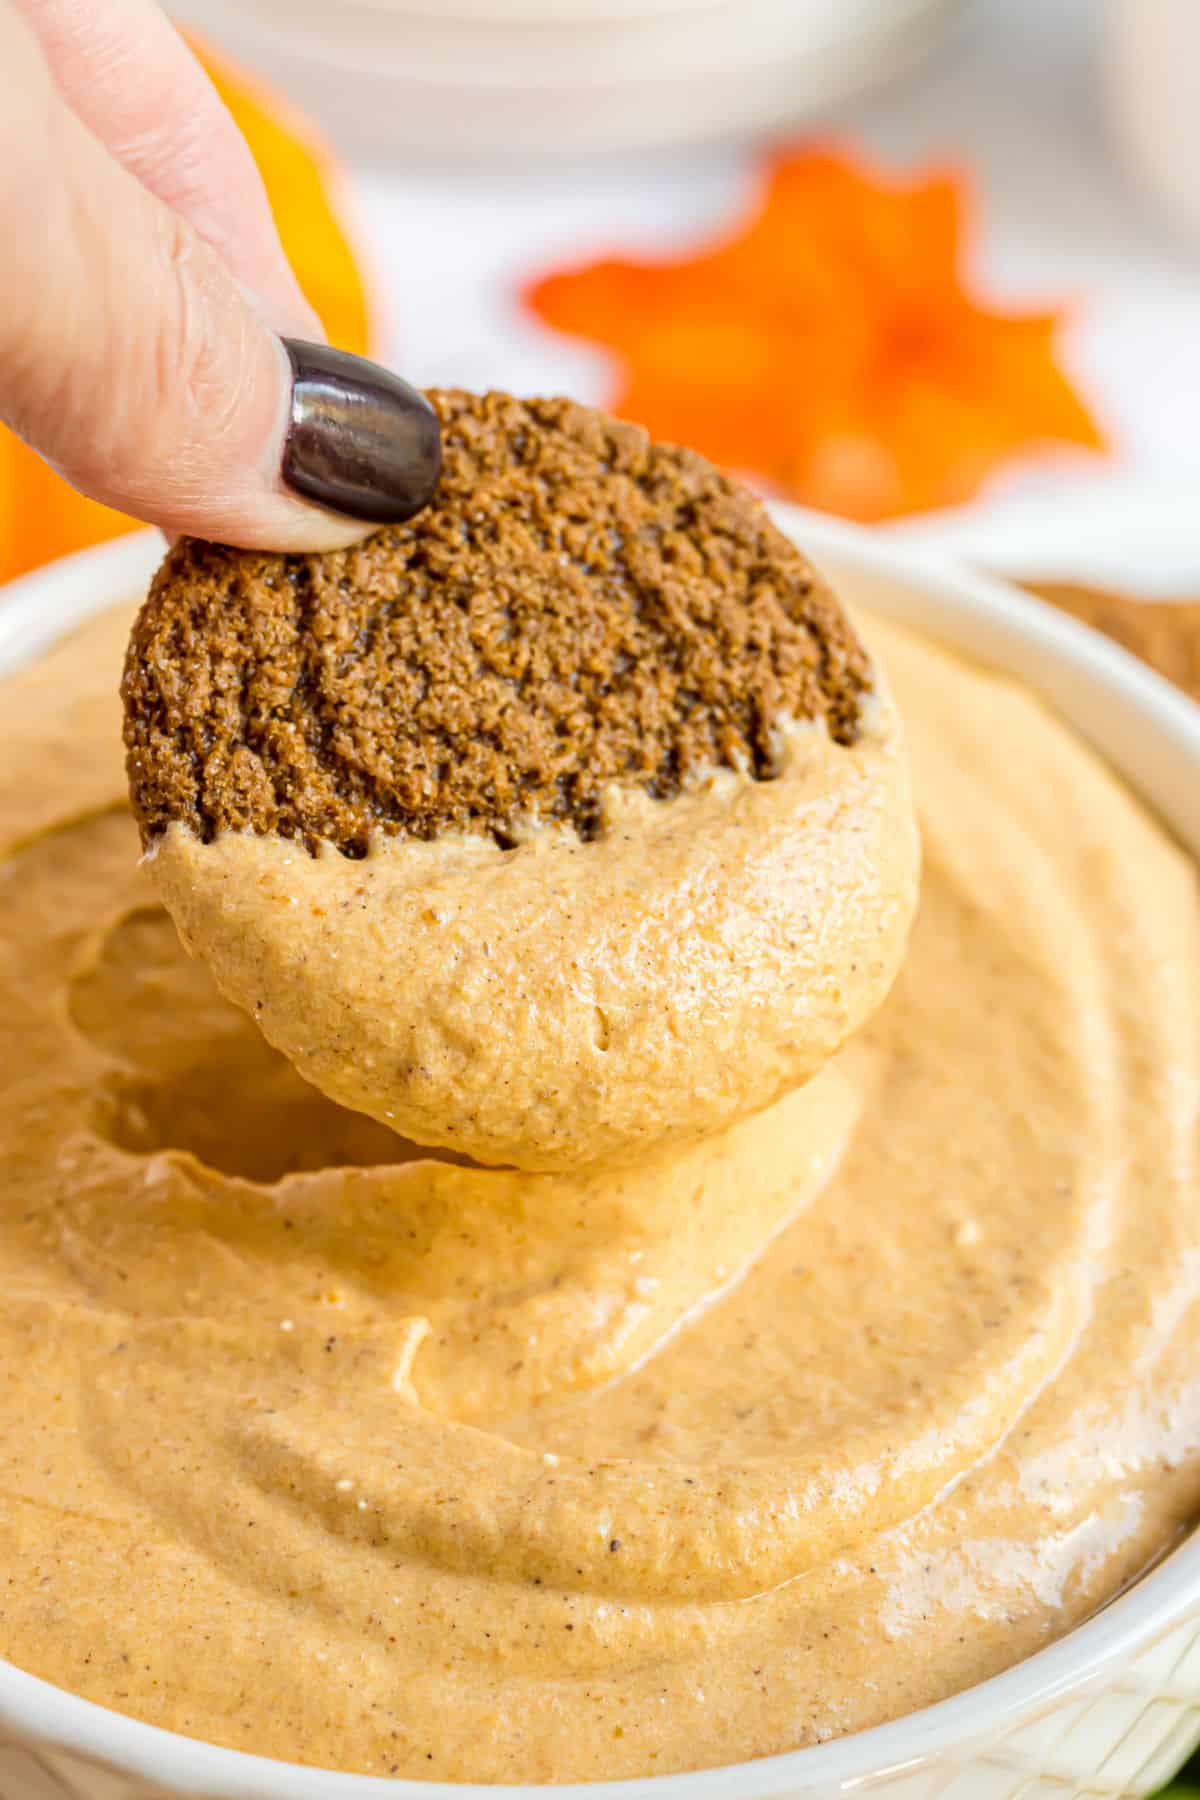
[[1, 515, 1200, 1800], [168, 0, 958, 156]]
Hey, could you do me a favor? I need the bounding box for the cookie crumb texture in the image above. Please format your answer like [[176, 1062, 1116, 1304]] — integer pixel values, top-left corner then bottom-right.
[[1029, 580, 1200, 705], [123, 391, 871, 855]]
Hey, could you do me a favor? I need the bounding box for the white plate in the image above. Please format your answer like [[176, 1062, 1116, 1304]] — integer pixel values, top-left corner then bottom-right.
[[887, 480, 1200, 596]]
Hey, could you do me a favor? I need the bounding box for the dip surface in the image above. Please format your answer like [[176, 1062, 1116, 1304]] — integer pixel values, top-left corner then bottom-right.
[[0, 603, 1198, 1781]]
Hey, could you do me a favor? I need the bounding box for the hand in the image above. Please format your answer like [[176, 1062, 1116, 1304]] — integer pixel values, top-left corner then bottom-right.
[[0, 0, 440, 550]]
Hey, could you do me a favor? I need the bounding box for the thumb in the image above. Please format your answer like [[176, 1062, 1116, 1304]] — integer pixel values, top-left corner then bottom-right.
[[0, 6, 439, 550]]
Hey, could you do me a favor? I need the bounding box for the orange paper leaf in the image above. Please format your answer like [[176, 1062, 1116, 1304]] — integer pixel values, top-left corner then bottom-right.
[[525, 144, 1106, 523], [0, 35, 372, 585]]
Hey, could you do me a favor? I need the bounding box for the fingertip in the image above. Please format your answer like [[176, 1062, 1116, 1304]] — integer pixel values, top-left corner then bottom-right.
[[190, 336, 443, 553], [280, 340, 442, 528]]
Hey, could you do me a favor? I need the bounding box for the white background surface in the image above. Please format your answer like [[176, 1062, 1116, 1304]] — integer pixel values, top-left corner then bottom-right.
[[331, 0, 1200, 587]]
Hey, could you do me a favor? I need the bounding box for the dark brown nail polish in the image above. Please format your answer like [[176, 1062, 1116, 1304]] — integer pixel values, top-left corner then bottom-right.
[[281, 339, 441, 525]]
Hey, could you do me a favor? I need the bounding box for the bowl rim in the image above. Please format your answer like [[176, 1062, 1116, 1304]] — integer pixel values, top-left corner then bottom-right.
[[1, 515, 1198, 1798]]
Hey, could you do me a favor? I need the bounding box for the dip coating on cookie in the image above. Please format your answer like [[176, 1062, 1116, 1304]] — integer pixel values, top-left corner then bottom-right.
[[125, 393, 919, 1170]]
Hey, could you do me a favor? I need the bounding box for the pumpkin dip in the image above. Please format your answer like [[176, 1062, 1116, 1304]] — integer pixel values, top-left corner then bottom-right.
[[0, 513, 1198, 1776]]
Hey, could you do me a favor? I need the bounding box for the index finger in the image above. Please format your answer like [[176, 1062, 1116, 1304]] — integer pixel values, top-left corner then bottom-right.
[[12, 0, 321, 339]]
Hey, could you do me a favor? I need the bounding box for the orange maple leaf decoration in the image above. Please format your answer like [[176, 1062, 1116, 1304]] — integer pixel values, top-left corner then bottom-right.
[[525, 146, 1105, 523], [0, 34, 371, 585]]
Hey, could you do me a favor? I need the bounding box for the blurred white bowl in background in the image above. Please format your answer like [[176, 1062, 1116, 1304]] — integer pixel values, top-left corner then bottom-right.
[[170, 0, 960, 156], [1106, 0, 1200, 252]]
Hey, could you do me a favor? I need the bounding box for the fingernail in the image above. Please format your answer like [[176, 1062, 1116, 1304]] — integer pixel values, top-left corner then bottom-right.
[[281, 339, 441, 525]]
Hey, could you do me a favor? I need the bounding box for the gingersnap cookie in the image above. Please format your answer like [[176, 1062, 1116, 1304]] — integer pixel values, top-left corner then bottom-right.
[[1027, 580, 1200, 704], [124, 391, 919, 1171]]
